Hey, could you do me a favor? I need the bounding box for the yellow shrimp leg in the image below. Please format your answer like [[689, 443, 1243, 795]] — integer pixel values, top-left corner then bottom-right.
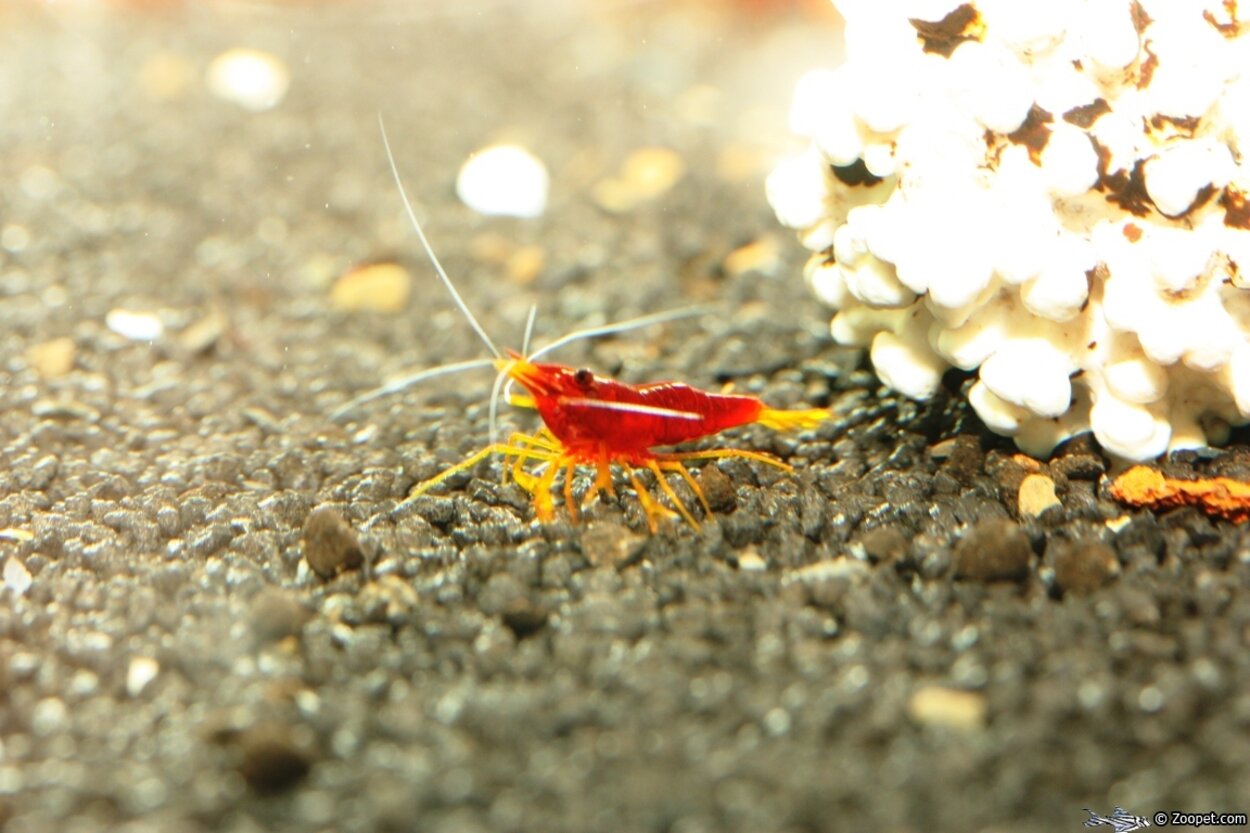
[[626, 469, 676, 534], [659, 460, 711, 516], [644, 459, 700, 530]]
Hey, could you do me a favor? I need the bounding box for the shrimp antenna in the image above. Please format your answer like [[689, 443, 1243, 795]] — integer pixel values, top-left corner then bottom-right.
[[330, 357, 498, 421], [485, 302, 540, 445], [378, 114, 501, 359], [526, 305, 709, 361], [520, 303, 539, 358]]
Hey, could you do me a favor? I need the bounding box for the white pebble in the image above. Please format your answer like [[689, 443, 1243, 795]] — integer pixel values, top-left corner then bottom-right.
[[206, 48, 289, 112], [106, 309, 164, 341], [3, 557, 32, 596], [127, 657, 160, 697], [456, 145, 549, 219]]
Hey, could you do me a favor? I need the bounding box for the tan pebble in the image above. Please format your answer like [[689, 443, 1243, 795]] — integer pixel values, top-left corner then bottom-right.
[[25, 337, 75, 378], [907, 685, 987, 730], [1051, 541, 1119, 594], [302, 506, 365, 579], [592, 147, 685, 212], [178, 310, 226, 354], [580, 521, 645, 568], [138, 51, 195, 99], [329, 262, 411, 313], [723, 237, 780, 277], [0, 528, 35, 543], [737, 551, 766, 571], [1104, 514, 1132, 532], [1018, 473, 1061, 517], [506, 245, 546, 285]]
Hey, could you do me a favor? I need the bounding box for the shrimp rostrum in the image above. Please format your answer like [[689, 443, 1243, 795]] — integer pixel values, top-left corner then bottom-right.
[[336, 119, 831, 532]]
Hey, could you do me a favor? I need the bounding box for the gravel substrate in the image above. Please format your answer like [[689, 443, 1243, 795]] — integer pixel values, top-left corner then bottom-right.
[[1, 4, 1248, 832]]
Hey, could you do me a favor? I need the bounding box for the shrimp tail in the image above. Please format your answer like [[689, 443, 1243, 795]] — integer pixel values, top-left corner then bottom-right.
[[755, 406, 830, 433]]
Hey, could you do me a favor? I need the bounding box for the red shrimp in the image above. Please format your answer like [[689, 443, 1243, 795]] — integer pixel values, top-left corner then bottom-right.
[[346, 118, 830, 531]]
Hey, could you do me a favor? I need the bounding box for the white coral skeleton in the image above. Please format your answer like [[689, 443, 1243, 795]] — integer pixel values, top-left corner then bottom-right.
[[768, 0, 1250, 460]]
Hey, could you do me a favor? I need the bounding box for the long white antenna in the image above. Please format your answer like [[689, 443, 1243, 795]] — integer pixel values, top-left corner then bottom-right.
[[330, 358, 497, 421], [526, 305, 709, 361], [378, 114, 501, 359]]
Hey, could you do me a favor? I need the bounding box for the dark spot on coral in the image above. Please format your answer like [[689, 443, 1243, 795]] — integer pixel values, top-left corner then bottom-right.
[[1131, 0, 1153, 34], [1123, 222, 1142, 242], [1173, 182, 1218, 219], [910, 4, 982, 58], [1137, 42, 1158, 89], [1203, 1, 1242, 36], [1093, 139, 1155, 217], [1221, 184, 1250, 229], [831, 158, 883, 187], [1148, 113, 1200, 138], [1063, 98, 1111, 129], [1007, 104, 1054, 164]]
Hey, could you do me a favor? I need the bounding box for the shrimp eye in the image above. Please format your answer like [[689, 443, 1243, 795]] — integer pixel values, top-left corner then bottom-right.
[[574, 368, 594, 387]]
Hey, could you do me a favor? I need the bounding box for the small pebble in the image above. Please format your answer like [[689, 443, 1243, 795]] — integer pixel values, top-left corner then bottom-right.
[[302, 507, 365, 579], [907, 685, 987, 730], [592, 147, 686, 213], [126, 657, 160, 697], [722, 237, 780, 277], [737, 550, 766, 571], [1104, 515, 1132, 532], [697, 465, 737, 513], [178, 310, 226, 354], [953, 518, 1032, 582], [250, 587, 313, 643], [1017, 473, 1061, 517], [237, 725, 314, 793], [500, 599, 549, 639], [856, 526, 909, 564], [330, 262, 411, 313], [3, 557, 32, 596], [457, 144, 549, 218], [1050, 453, 1106, 481], [1051, 541, 1119, 594], [25, 337, 75, 378], [206, 48, 289, 112], [138, 51, 196, 99], [106, 309, 164, 341], [580, 521, 645, 569]]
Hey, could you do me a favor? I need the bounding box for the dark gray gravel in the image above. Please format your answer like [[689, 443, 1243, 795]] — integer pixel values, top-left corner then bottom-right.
[[2, 3, 1249, 832]]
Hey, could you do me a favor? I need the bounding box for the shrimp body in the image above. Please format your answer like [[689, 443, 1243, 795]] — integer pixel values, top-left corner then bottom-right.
[[361, 116, 831, 532], [507, 354, 766, 457]]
